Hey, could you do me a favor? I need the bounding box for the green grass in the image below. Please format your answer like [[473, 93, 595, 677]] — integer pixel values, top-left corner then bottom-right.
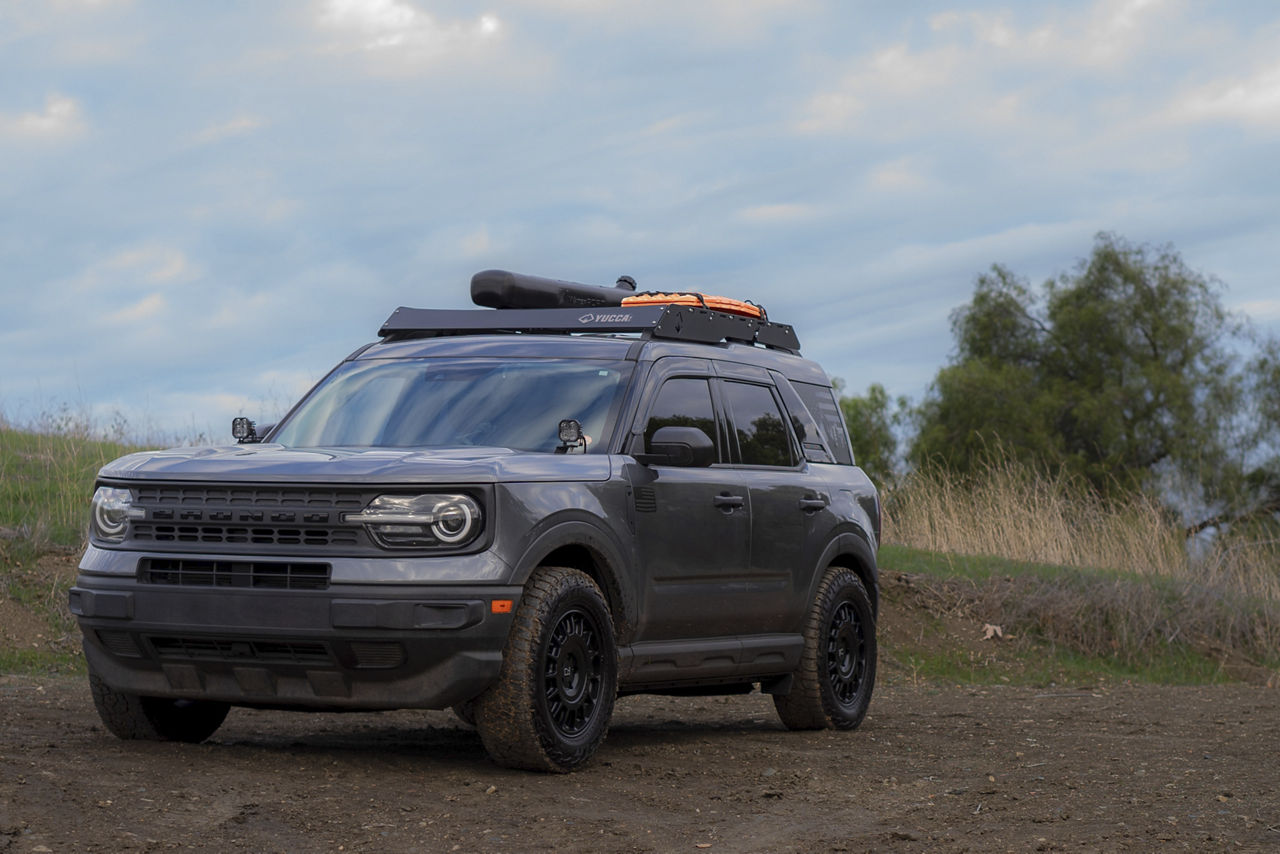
[[889, 641, 1238, 687], [880, 544, 1280, 686], [0, 648, 85, 676], [0, 426, 142, 547], [881, 542, 1148, 584]]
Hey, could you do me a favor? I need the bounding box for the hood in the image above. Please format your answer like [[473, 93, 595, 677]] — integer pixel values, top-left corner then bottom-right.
[[97, 444, 613, 484]]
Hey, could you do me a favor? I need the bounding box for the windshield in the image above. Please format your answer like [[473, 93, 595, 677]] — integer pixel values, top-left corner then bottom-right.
[[271, 358, 633, 452]]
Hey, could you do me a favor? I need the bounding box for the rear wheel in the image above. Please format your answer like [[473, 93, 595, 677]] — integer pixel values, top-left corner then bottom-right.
[[90, 671, 229, 743], [474, 566, 617, 772], [774, 568, 876, 731]]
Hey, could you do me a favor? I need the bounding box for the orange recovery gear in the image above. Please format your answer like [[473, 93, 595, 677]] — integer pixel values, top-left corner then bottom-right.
[[621, 292, 765, 319]]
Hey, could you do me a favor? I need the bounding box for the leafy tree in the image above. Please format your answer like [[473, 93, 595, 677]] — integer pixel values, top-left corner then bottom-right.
[[839, 382, 900, 487], [910, 233, 1272, 525]]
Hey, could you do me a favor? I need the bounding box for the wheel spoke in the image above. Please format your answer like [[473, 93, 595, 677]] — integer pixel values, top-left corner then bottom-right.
[[540, 607, 603, 736], [826, 600, 866, 707]]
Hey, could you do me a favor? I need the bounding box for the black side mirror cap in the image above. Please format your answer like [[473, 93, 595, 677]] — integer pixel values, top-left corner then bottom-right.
[[635, 426, 715, 468]]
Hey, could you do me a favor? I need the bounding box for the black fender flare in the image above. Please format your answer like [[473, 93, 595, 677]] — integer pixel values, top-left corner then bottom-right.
[[809, 530, 880, 618], [510, 514, 637, 642]]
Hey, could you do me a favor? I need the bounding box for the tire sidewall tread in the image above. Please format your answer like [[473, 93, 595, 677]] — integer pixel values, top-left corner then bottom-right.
[[774, 568, 877, 731], [475, 566, 617, 772]]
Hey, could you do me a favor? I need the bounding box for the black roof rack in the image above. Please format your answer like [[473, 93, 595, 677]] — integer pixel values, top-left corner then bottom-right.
[[378, 305, 801, 353]]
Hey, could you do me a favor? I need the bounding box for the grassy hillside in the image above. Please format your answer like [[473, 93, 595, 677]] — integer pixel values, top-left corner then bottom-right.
[[0, 423, 1276, 686], [0, 424, 141, 547], [0, 424, 143, 673]]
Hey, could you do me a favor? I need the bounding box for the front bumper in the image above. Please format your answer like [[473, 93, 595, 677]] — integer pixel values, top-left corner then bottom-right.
[[70, 571, 520, 711]]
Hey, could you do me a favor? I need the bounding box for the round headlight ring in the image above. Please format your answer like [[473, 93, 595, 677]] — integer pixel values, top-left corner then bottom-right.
[[430, 499, 476, 544], [91, 486, 134, 542]]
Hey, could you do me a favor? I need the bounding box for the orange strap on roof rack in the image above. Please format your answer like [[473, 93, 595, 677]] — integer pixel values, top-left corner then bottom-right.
[[621, 291, 766, 319]]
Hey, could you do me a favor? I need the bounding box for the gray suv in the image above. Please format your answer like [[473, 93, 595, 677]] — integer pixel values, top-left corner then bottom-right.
[[71, 271, 881, 771]]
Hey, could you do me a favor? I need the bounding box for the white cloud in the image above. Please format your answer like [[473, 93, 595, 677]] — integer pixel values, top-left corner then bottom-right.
[[795, 44, 962, 135], [63, 246, 199, 299], [460, 226, 493, 258], [502, 0, 811, 41], [798, 0, 1185, 137], [101, 246, 196, 284], [318, 0, 501, 55], [1237, 299, 1280, 322], [105, 292, 167, 325], [0, 93, 86, 140], [858, 220, 1099, 287], [736, 203, 817, 224], [866, 157, 930, 192], [928, 0, 1173, 69], [192, 115, 265, 145], [1169, 61, 1280, 129]]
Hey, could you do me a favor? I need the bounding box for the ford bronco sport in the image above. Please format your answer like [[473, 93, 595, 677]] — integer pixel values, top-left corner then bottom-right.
[[70, 270, 881, 772]]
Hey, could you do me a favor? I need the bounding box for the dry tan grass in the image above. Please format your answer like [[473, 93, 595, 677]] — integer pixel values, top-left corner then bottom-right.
[[884, 460, 1280, 602]]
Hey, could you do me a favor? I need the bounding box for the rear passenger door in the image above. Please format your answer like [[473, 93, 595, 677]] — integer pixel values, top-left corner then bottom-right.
[[716, 366, 832, 636]]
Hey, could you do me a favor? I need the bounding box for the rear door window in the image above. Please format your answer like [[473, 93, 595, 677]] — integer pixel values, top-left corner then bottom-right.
[[721, 381, 797, 468]]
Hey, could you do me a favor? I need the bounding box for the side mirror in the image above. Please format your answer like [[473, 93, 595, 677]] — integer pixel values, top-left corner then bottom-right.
[[636, 426, 715, 468]]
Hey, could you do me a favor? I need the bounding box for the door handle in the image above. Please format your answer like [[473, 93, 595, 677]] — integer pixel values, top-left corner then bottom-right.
[[798, 496, 828, 512], [713, 493, 745, 509]]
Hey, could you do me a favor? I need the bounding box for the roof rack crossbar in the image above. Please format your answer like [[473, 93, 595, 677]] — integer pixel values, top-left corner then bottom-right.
[[378, 305, 801, 353]]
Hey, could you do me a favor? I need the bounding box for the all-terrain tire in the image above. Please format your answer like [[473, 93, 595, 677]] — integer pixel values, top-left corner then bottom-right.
[[774, 568, 876, 731], [90, 671, 230, 743], [474, 567, 617, 772]]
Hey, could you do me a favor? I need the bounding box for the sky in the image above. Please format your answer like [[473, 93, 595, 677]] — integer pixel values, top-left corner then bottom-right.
[[2, 0, 1278, 444]]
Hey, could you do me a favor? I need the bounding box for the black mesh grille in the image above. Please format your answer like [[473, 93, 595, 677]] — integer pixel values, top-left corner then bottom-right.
[[131, 524, 358, 548], [149, 636, 331, 666], [132, 485, 366, 510], [97, 630, 142, 658], [124, 484, 374, 554], [140, 558, 331, 590], [348, 641, 407, 670]]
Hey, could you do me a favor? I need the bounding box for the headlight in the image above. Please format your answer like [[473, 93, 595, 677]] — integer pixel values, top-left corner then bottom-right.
[[345, 493, 483, 549], [90, 486, 142, 543]]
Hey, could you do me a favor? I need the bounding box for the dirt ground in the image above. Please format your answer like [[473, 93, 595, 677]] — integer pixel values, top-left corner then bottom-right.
[[1, 676, 1277, 853]]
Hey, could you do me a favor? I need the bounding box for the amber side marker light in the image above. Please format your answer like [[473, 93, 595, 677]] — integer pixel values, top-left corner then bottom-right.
[[491, 599, 514, 614]]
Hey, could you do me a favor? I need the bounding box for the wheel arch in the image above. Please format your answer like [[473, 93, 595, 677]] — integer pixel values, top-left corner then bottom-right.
[[812, 531, 880, 618], [511, 518, 637, 642]]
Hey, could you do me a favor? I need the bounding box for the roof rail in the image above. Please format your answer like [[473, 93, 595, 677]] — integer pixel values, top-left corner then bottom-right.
[[378, 304, 801, 353]]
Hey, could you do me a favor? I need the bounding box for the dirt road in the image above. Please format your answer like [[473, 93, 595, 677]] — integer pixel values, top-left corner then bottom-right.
[[1, 676, 1276, 852]]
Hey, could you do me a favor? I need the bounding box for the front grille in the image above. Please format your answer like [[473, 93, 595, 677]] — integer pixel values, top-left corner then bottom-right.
[[131, 524, 358, 548], [149, 636, 332, 666], [123, 484, 375, 555], [132, 485, 367, 510], [140, 558, 331, 590]]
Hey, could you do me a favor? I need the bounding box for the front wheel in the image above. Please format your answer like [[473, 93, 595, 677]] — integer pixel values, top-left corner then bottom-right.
[[774, 568, 876, 731], [90, 671, 229, 743], [474, 566, 617, 772]]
